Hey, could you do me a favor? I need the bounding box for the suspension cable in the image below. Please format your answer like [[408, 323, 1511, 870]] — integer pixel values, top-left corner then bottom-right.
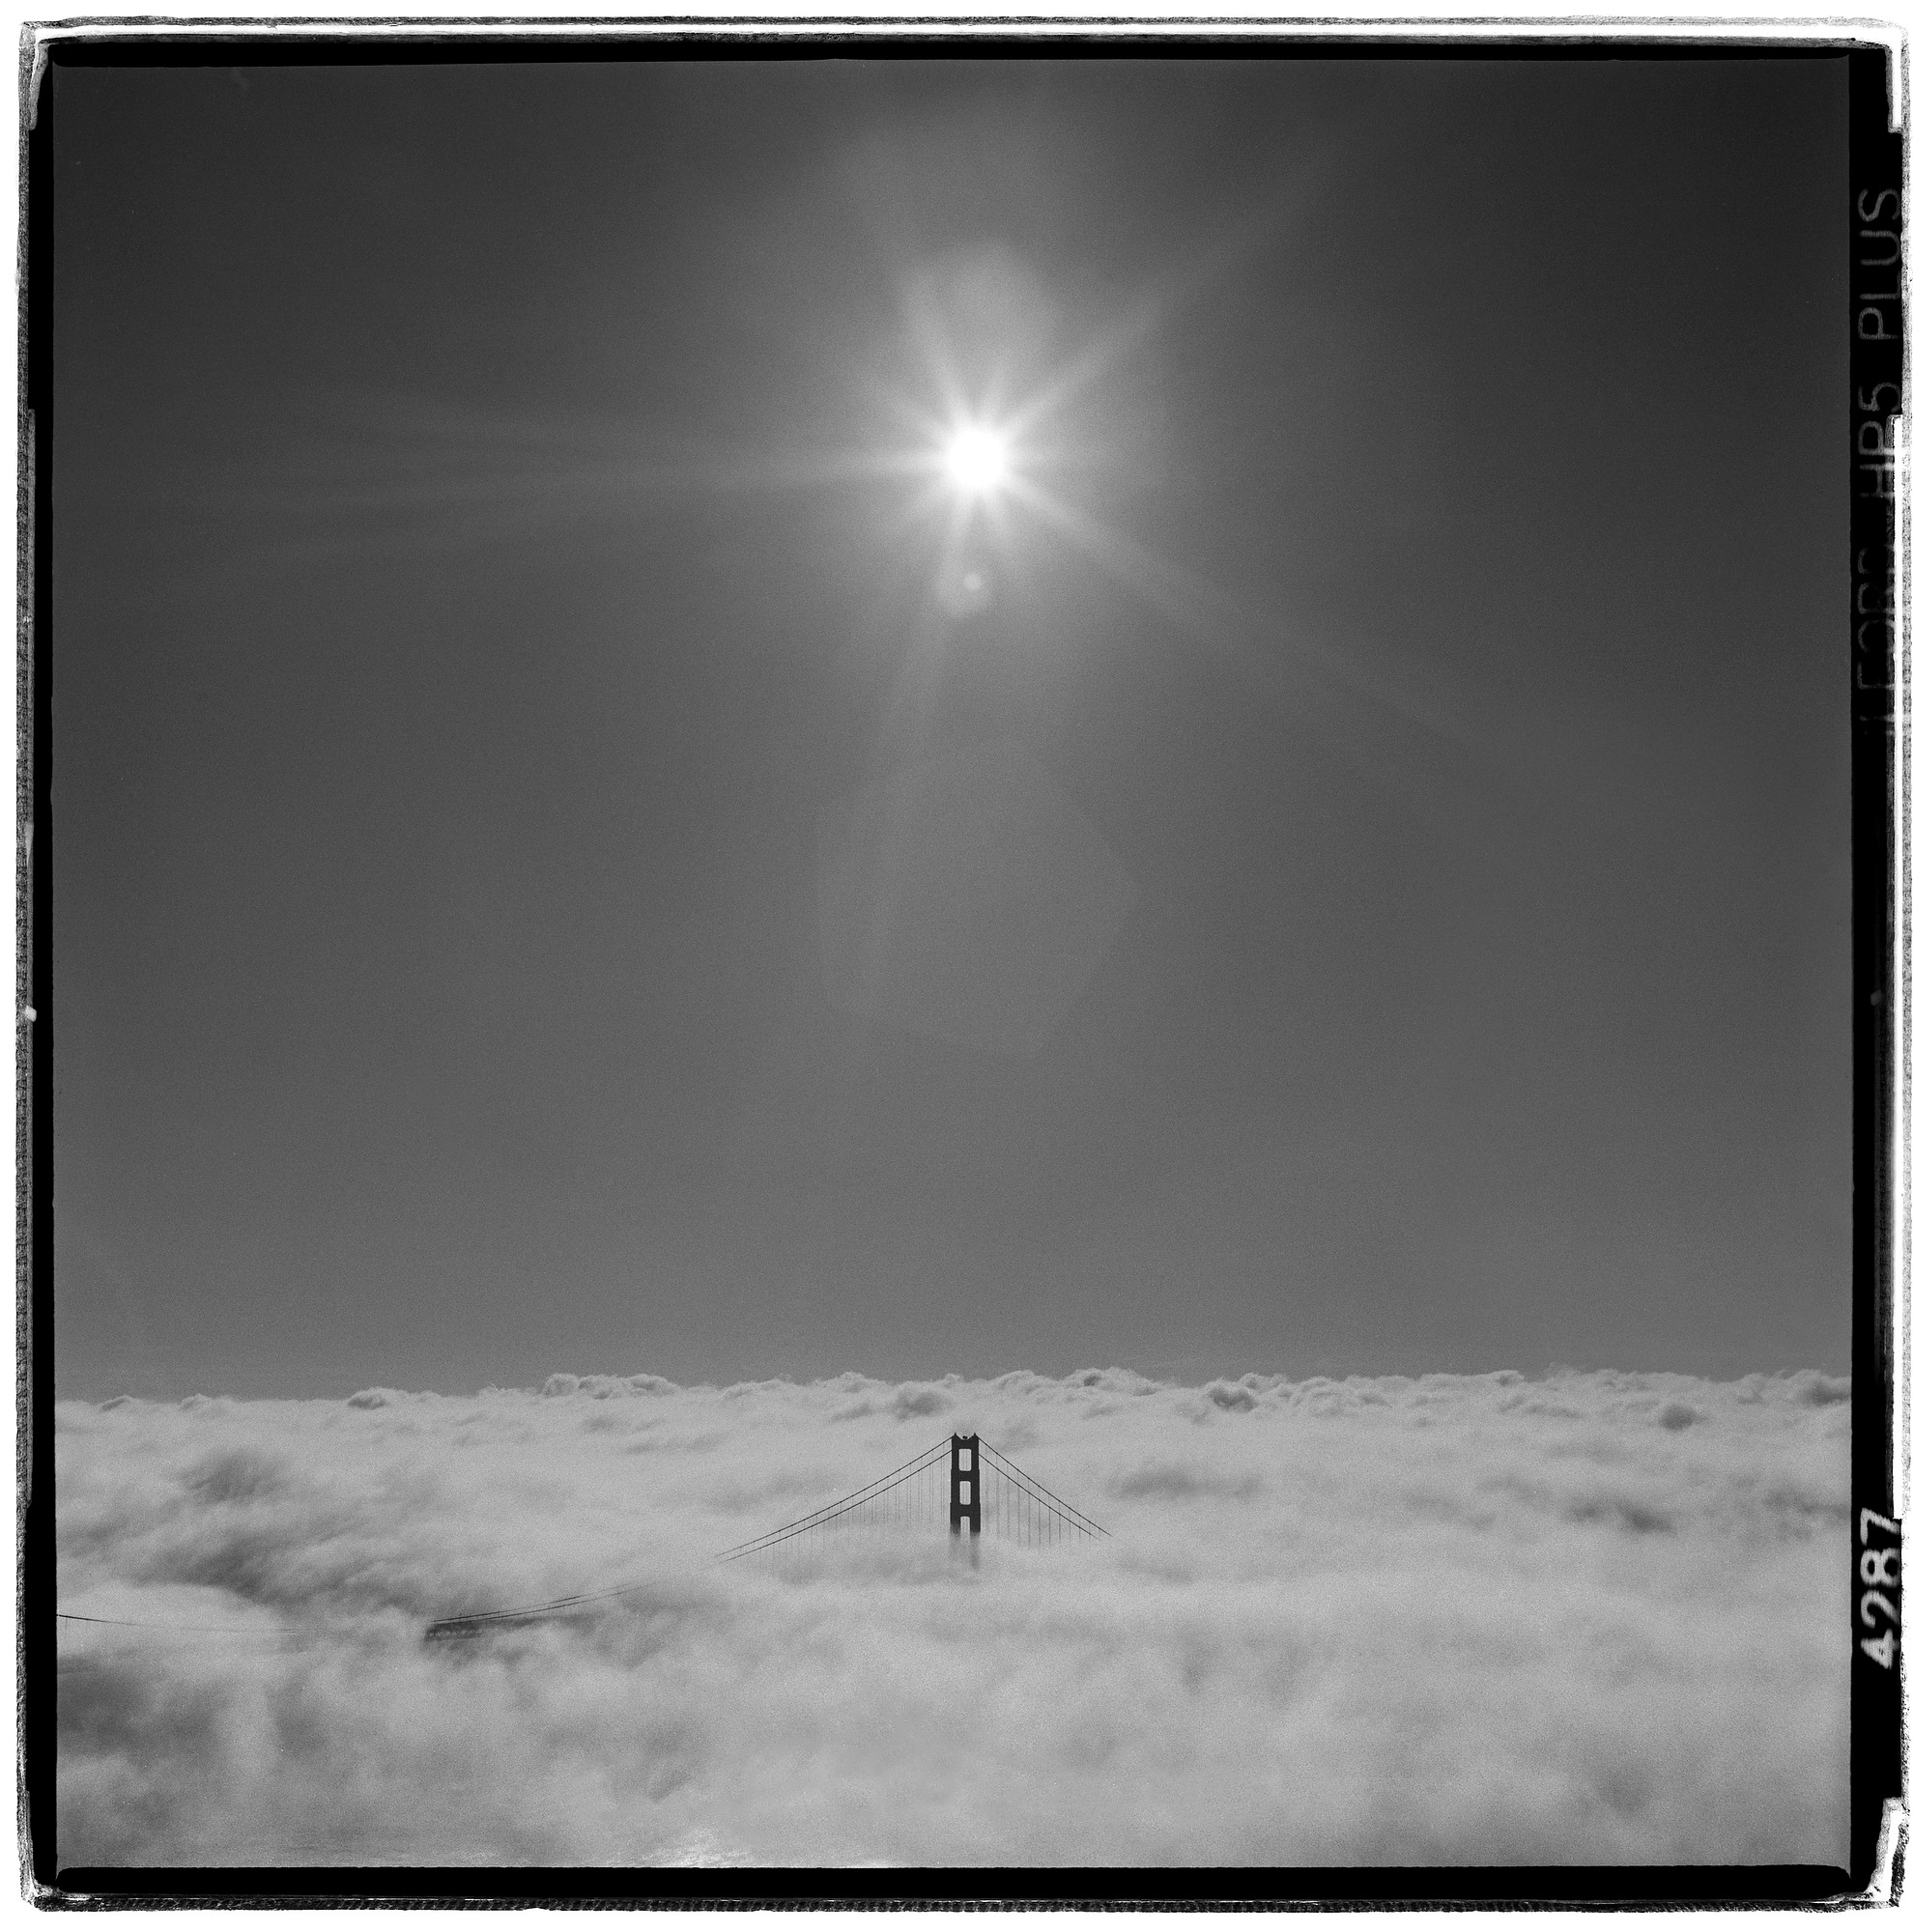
[[710, 1437, 950, 1561], [977, 1438, 1109, 1537], [71, 1431, 1109, 1646]]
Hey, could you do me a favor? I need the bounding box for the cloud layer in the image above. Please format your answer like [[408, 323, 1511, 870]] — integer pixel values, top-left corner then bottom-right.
[[57, 1365, 1848, 1868]]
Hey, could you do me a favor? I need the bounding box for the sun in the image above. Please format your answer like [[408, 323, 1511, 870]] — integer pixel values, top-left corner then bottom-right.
[[942, 425, 1011, 497]]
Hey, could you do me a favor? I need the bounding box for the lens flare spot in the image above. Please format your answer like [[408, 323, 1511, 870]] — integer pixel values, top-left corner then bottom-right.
[[935, 558, 994, 616]]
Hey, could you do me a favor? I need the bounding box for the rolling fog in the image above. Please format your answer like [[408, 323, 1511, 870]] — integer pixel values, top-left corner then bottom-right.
[[57, 1364, 1846, 1867]]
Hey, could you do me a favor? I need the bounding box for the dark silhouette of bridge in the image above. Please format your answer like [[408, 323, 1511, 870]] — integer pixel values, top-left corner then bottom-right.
[[713, 1432, 1108, 1567], [423, 1433, 1106, 1639]]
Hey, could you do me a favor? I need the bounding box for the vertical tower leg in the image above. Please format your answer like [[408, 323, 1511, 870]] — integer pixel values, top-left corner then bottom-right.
[[949, 1434, 981, 1545]]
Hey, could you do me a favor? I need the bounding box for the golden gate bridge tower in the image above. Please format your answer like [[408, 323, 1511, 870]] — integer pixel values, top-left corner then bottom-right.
[[711, 1431, 1107, 1570], [950, 1433, 982, 1542]]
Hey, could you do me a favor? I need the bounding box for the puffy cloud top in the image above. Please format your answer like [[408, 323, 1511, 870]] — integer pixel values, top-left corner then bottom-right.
[[57, 1366, 1846, 1868]]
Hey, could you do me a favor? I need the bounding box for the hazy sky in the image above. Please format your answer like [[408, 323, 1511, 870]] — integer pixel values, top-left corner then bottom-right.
[[51, 55, 1850, 1398]]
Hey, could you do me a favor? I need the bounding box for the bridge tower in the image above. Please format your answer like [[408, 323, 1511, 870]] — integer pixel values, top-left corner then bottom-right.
[[948, 1433, 982, 1540]]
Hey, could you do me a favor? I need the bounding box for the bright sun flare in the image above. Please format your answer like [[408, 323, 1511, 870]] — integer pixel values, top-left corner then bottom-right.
[[943, 426, 1011, 496]]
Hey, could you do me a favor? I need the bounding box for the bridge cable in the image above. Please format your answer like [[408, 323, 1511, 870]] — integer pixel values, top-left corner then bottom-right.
[[712, 1436, 951, 1563], [61, 1434, 1106, 1644]]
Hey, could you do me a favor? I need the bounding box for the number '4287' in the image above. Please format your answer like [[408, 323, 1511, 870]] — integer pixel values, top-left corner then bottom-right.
[[1859, 1508, 1900, 1671]]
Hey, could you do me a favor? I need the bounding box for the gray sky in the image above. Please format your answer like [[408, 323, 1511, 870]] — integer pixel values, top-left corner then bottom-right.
[[51, 55, 1850, 1398]]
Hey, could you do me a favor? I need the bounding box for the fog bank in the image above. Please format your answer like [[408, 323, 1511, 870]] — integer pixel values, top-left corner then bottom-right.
[[57, 1365, 1848, 1867]]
